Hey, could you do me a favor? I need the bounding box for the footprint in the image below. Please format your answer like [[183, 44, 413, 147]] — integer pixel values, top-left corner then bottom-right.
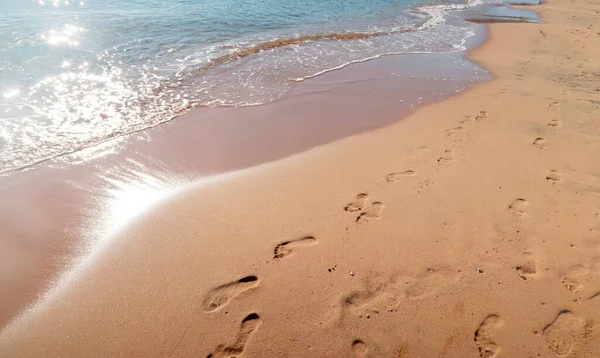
[[405, 267, 464, 300], [562, 278, 583, 293], [445, 127, 465, 135], [273, 236, 317, 260], [207, 313, 262, 358], [340, 278, 401, 322], [549, 119, 562, 128], [356, 202, 383, 224], [345, 193, 369, 212], [203, 276, 259, 312], [386, 170, 416, 183], [408, 146, 432, 158], [560, 265, 590, 293], [352, 340, 368, 357], [543, 311, 586, 357], [459, 116, 473, 124], [438, 150, 454, 164], [534, 137, 547, 149], [516, 252, 538, 280], [548, 101, 561, 110], [546, 170, 562, 185], [476, 111, 489, 121], [474, 314, 505, 358], [343, 290, 384, 312], [509, 198, 529, 217]]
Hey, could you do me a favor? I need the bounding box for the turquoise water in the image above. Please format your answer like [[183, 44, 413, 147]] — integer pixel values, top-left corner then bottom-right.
[[0, 0, 488, 173]]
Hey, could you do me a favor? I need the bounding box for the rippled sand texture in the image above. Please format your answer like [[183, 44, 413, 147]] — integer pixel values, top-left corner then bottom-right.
[[3, 0, 600, 356]]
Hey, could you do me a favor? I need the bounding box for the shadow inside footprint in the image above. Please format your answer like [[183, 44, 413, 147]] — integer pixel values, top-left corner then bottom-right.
[[534, 137, 547, 149], [351, 340, 368, 357], [509, 198, 529, 217], [474, 314, 504, 358], [203, 276, 259, 312], [356, 202, 383, 224], [476, 111, 489, 121], [273, 236, 317, 260], [548, 119, 562, 128], [345, 193, 369, 212], [546, 170, 562, 185], [445, 127, 465, 136], [438, 150, 454, 164], [386, 170, 416, 183], [207, 313, 262, 358], [516, 252, 538, 280]]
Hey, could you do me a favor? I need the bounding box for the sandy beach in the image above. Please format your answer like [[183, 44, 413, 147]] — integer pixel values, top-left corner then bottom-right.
[[2, 0, 600, 356]]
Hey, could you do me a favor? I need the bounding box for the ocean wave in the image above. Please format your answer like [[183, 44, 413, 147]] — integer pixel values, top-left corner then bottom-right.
[[0, 0, 490, 175]]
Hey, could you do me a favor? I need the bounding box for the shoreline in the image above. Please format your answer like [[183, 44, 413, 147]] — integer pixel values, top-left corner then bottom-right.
[[0, 20, 492, 329], [0, 0, 537, 177], [6, 0, 600, 356]]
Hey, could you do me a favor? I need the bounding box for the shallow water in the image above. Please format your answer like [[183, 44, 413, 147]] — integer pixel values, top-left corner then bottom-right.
[[0, 0, 492, 174]]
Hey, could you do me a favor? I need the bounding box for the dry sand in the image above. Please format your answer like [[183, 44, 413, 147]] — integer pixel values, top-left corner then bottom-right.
[[2, 0, 600, 356]]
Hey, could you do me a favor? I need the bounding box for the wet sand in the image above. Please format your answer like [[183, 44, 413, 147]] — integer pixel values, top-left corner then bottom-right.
[[0, 52, 485, 328], [3, 0, 600, 356]]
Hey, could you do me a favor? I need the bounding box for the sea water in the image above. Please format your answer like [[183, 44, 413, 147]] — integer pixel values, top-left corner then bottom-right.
[[0, 0, 494, 174]]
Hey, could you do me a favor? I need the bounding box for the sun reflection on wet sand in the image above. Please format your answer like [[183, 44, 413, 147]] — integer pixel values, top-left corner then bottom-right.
[[1, 159, 194, 333]]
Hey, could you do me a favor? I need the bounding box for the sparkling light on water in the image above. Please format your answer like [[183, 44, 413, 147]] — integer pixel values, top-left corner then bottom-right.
[[1, 0, 489, 174], [3, 89, 21, 99], [40, 25, 85, 46]]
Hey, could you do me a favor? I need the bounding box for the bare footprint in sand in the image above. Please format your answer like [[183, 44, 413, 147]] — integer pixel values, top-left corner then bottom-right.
[[548, 101, 561, 111], [345, 193, 369, 212], [445, 127, 465, 136], [203, 276, 259, 312], [474, 314, 505, 358], [343, 290, 383, 312], [548, 119, 562, 128], [208, 313, 262, 358], [352, 340, 368, 357], [547, 170, 563, 185], [408, 146, 432, 158], [516, 252, 538, 280], [438, 150, 454, 164], [386, 170, 416, 183], [560, 265, 590, 293], [356, 202, 384, 224], [534, 137, 547, 149], [459, 115, 473, 124], [340, 275, 399, 319], [476, 111, 489, 121], [543, 311, 586, 357], [405, 267, 464, 300], [509, 198, 530, 217], [273, 236, 317, 260]]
